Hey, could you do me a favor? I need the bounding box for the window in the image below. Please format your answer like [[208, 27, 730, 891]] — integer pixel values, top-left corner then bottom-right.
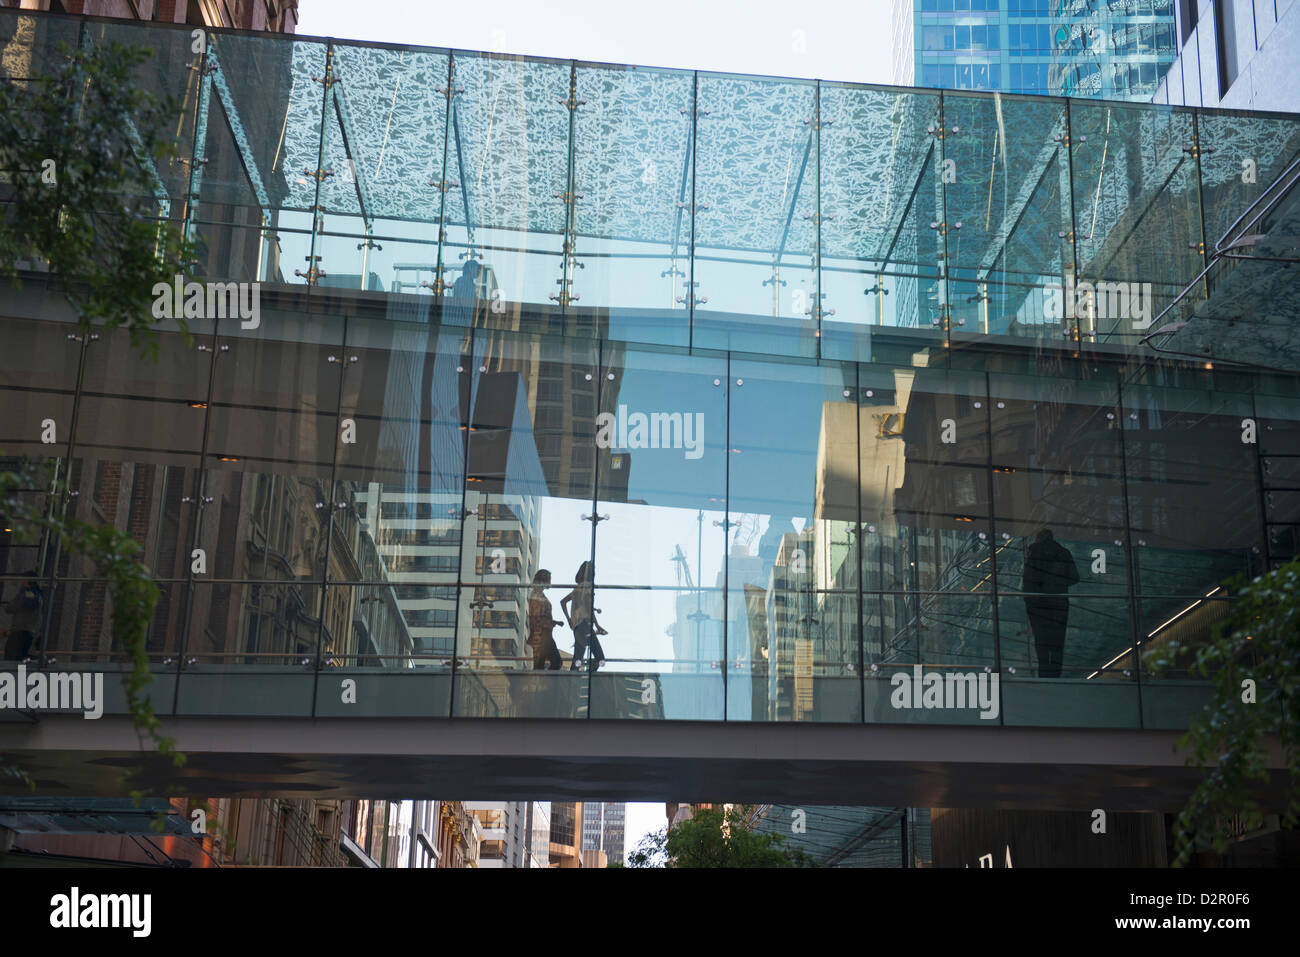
[[1215, 0, 1240, 96], [405, 608, 457, 627]]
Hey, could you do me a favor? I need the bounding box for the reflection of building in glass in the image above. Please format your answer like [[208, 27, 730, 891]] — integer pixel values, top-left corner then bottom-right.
[[893, 0, 1179, 98]]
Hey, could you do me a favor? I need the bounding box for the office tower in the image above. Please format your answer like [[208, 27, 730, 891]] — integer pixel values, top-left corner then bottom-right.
[[548, 801, 585, 867], [892, 0, 1180, 98], [466, 801, 527, 867], [581, 801, 626, 864], [1154, 0, 1300, 110]]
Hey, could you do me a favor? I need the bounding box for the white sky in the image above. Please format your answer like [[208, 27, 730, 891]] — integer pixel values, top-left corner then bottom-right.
[[297, 0, 898, 866], [297, 0, 896, 86]]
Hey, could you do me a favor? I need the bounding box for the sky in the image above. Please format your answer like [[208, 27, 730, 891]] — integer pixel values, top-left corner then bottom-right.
[[297, 0, 898, 867], [297, 0, 896, 86]]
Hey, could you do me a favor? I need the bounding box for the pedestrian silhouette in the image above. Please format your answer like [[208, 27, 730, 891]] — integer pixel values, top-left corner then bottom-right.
[[3, 572, 43, 661], [445, 259, 480, 327], [561, 561, 607, 672], [526, 569, 563, 671], [1021, 529, 1079, 678]]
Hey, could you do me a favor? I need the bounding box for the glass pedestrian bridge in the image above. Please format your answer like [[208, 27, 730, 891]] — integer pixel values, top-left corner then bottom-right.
[[2, 9, 1300, 736]]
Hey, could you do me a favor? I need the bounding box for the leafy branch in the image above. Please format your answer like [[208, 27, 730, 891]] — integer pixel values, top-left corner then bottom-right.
[[1147, 559, 1300, 866], [0, 35, 196, 357], [0, 460, 179, 765]]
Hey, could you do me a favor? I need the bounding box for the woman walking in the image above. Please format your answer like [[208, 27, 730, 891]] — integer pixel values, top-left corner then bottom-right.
[[526, 569, 563, 670], [561, 560, 607, 671]]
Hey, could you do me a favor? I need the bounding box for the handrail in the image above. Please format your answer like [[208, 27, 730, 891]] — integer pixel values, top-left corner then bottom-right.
[[1141, 150, 1300, 349]]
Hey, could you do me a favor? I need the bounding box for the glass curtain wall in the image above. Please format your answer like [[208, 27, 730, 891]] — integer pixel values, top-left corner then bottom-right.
[[2, 10, 1298, 729]]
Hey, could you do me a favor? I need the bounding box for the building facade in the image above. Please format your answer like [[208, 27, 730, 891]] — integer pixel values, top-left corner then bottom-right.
[[581, 801, 626, 865], [1153, 0, 1299, 111]]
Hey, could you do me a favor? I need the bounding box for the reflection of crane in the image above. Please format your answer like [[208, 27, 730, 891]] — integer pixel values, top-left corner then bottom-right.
[[671, 545, 694, 589], [732, 514, 760, 554]]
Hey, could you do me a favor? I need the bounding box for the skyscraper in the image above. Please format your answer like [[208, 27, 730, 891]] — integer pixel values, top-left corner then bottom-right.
[[581, 801, 626, 864], [892, 0, 1180, 99]]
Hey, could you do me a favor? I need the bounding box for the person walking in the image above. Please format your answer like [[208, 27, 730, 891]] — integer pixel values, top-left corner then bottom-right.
[[526, 569, 563, 671], [561, 561, 607, 672], [3, 573, 43, 662], [1021, 529, 1079, 678]]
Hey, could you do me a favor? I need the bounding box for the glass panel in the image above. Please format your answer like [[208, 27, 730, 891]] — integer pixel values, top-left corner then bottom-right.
[[593, 347, 726, 714], [452, 332, 599, 717], [1197, 111, 1300, 250], [441, 53, 571, 316], [38, 578, 184, 666], [1138, 594, 1233, 684], [198, 32, 326, 285], [861, 364, 994, 593], [65, 320, 212, 580], [999, 597, 1138, 727], [588, 586, 723, 720], [0, 11, 82, 86], [1068, 101, 1202, 359], [820, 85, 945, 361], [692, 74, 818, 358], [0, 316, 78, 459], [941, 91, 1071, 350], [83, 17, 200, 212], [864, 594, 997, 724], [731, 589, 860, 722], [183, 579, 322, 670], [313, 44, 450, 297], [1122, 372, 1263, 597], [727, 357, 859, 720], [573, 63, 695, 345], [195, 309, 344, 584], [0, 484, 57, 582], [989, 371, 1129, 596], [998, 594, 1134, 680]]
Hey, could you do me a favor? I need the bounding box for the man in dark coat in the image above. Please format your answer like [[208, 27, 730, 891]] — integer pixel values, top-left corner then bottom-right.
[[1021, 529, 1079, 678]]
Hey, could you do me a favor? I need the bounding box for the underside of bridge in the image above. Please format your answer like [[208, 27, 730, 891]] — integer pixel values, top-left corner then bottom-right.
[[1, 716, 1290, 812]]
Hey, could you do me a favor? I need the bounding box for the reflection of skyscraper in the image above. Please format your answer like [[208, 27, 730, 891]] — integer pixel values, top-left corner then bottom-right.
[[358, 356, 544, 667], [892, 0, 1178, 99]]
